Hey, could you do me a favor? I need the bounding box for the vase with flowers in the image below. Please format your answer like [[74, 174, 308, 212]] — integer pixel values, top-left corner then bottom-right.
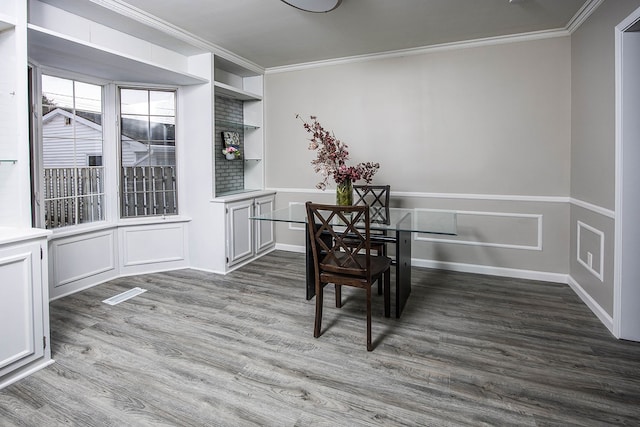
[[297, 114, 379, 206], [222, 146, 240, 160]]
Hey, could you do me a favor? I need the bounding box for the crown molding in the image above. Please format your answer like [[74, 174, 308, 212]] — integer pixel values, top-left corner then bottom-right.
[[266, 28, 570, 74], [566, 0, 605, 34], [86, 0, 264, 74], [264, 0, 604, 74]]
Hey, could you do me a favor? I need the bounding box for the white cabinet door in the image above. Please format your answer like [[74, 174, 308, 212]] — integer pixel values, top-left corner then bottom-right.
[[254, 195, 275, 254], [0, 242, 44, 377], [226, 198, 255, 266]]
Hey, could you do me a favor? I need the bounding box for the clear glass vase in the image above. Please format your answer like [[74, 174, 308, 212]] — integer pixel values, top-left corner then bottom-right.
[[336, 178, 353, 206]]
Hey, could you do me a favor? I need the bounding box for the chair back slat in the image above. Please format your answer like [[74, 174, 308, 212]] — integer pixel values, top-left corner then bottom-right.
[[306, 202, 371, 277]]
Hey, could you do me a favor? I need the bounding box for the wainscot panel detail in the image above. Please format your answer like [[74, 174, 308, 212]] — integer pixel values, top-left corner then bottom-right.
[[121, 224, 186, 267], [52, 231, 116, 287], [287, 202, 305, 231], [577, 220, 604, 281], [414, 209, 543, 251]]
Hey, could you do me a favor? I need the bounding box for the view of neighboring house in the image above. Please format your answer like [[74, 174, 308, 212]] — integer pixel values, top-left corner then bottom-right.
[[42, 108, 176, 167]]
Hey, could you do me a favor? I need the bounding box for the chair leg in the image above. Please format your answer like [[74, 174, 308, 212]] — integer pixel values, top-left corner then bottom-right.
[[377, 244, 386, 295], [335, 284, 342, 308], [314, 282, 323, 338], [384, 269, 391, 318], [366, 285, 372, 351]]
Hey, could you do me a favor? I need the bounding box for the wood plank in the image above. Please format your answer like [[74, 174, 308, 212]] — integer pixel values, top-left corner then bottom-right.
[[1, 251, 639, 425]]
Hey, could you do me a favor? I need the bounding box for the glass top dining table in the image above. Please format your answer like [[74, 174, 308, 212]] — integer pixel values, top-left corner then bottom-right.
[[251, 204, 457, 317], [252, 203, 457, 235]]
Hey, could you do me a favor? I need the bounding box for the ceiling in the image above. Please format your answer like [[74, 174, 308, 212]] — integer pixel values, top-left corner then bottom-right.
[[38, 0, 591, 70]]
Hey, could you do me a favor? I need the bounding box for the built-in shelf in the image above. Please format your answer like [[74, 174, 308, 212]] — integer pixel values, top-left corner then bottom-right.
[[214, 81, 262, 101], [215, 119, 260, 130], [0, 13, 16, 32]]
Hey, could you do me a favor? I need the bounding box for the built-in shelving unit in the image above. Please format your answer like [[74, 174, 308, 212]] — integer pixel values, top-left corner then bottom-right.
[[214, 81, 262, 101], [0, 13, 16, 32], [213, 55, 264, 197], [214, 119, 260, 131], [27, 24, 208, 86]]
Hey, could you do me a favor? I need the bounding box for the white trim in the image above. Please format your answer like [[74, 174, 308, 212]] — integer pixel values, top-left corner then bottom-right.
[[415, 210, 543, 251], [567, 275, 614, 334], [53, 231, 116, 286], [275, 243, 306, 254], [614, 7, 625, 340], [274, 243, 565, 283], [614, 5, 640, 339], [266, 30, 570, 74], [566, 0, 605, 34], [89, 0, 263, 74], [287, 202, 305, 231], [0, 360, 55, 390], [570, 197, 615, 218], [268, 187, 569, 203], [577, 221, 605, 281], [411, 258, 567, 284]]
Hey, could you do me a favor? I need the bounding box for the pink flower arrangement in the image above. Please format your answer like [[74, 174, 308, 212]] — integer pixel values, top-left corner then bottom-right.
[[222, 146, 240, 158], [297, 114, 379, 190]]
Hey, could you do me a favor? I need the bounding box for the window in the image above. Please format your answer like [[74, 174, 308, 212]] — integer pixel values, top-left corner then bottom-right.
[[119, 88, 177, 218], [41, 75, 104, 229], [87, 155, 103, 166]]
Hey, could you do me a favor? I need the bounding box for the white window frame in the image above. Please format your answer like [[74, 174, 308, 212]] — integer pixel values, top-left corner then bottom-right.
[[33, 67, 110, 231]]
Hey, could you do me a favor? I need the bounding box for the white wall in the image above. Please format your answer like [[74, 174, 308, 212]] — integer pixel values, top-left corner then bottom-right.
[[569, 0, 640, 325], [265, 36, 572, 279]]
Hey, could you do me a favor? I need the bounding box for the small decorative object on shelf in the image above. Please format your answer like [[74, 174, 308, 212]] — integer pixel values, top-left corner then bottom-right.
[[222, 131, 241, 160], [222, 146, 241, 160], [297, 114, 379, 206]]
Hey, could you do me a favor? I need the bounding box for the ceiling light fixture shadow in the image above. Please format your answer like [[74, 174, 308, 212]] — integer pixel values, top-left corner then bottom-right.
[[281, 0, 342, 13]]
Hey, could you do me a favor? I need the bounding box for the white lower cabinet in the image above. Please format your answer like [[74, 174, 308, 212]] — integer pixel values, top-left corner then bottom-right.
[[226, 193, 275, 267], [0, 230, 52, 389]]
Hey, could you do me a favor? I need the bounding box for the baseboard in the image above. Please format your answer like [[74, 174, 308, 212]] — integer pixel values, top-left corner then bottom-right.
[[50, 266, 191, 301], [0, 359, 55, 390], [567, 275, 614, 334], [275, 243, 306, 254], [275, 243, 568, 283], [411, 258, 568, 283]]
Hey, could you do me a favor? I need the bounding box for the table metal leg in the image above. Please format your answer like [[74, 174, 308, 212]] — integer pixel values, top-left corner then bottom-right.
[[395, 228, 412, 318], [305, 223, 315, 300]]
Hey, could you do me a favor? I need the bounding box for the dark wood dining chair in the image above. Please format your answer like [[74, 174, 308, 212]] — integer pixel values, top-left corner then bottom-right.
[[353, 184, 391, 294], [305, 202, 392, 351], [353, 185, 391, 228]]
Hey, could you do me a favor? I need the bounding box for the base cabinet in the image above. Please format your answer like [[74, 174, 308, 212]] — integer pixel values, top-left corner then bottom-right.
[[0, 230, 52, 389], [226, 193, 275, 267]]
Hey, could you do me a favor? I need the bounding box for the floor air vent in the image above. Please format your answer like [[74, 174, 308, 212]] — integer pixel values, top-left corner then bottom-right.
[[102, 287, 147, 306]]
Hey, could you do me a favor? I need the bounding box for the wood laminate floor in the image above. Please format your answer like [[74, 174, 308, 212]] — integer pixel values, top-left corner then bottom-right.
[[1, 251, 639, 426]]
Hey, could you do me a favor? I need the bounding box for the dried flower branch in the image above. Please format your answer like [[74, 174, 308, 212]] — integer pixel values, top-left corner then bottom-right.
[[297, 114, 379, 190]]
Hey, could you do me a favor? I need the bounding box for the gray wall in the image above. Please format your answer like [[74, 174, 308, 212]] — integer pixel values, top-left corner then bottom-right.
[[265, 36, 572, 278], [570, 0, 640, 316]]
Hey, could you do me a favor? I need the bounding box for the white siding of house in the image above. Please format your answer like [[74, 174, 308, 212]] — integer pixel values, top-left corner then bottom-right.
[[42, 114, 103, 168], [42, 109, 174, 167]]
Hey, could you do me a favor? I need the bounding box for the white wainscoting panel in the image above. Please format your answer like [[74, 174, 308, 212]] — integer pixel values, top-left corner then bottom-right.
[[577, 221, 604, 281], [288, 202, 305, 231], [52, 230, 116, 287], [120, 223, 186, 267], [415, 209, 542, 250]]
